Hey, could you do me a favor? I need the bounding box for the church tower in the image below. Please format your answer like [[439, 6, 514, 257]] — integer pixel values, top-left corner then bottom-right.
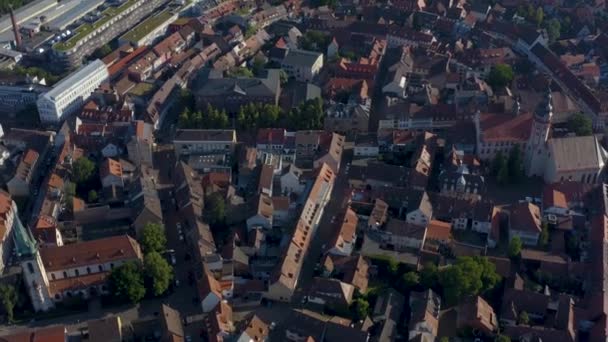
[[13, 213, 54, 312], [525, 89, 553, 177]]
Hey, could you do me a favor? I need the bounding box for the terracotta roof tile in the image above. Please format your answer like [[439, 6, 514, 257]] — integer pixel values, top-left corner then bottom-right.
[[39, 235, 141, 272]]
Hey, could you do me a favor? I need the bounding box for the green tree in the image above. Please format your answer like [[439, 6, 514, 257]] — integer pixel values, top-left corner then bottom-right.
[[206, 192, 226, 226], [420, 263, 439, 289], [236, 103, 282, 131], [509, 236, 523, 258], [400, 271, 420, 290], [139, 223, 167, 253], [438, 257, 500, 305], [179, 107, 193, 128], [539, 222, 549, 248], [287, 98, 324, 130], [567, 112, 592, 136], [279, 70, 288, 84], [229, 67, 254, 78], [495, 335, 511, 342], [64, 182, 76, 208], [440, 338, 450, 342], [87, 190, 98, 203], [0, 284, 18, 323], [109, 261, 145, 303], [205, 105, 230, 129], [72, 157, 96, 184], [487, 63, 514, 88], [245, 24, 257, 38], [92, 44, 113, 59], [544, 19, 561, 42], [299, 31, 331, 52], [497, 157, 510, 185], [350, 297, 370, 321], [534, 7, 544, 27], [508, 145, 523, 182], [144, 252, 174, 296], [491, 151, 505, 176], [251, 56, 266, 76], [518, 310, 530, 325]]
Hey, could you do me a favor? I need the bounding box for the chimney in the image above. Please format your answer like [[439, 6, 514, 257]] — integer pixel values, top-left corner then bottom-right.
[[9, 7, 21, 51]]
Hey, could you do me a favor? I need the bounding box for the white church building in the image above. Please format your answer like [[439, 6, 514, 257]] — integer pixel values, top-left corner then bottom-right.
[[476, 90, 607, 184], [524, 91, 607, 184]]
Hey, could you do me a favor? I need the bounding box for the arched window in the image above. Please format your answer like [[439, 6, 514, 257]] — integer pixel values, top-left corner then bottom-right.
[[27, 263, 34, 274], [63, 271, 67, 278], [75, 269, 79, 277], [99, 265, 103, 272], [86, 267, 91, 274], [51, 273, 56, 280]]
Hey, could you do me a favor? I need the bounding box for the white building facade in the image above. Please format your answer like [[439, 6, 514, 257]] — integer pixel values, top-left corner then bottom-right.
[[36, 60, 109, 123]]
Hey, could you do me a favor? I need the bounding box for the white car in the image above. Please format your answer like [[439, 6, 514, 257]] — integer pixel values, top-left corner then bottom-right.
[[170, 254, 176, 265]]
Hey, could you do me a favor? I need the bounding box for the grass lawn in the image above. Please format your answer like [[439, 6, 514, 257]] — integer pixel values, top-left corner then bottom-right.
[[129, 82, 156, 97]]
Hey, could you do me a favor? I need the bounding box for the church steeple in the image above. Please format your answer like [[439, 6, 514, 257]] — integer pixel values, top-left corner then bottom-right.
[[534, 88, 553, 124], [525, 87, 553, 177]]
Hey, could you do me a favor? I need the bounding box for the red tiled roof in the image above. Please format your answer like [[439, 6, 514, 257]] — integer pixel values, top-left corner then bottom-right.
[[426, 220, 451, 241], [479, 112, 532, 142], [39, 235, 141, 272]]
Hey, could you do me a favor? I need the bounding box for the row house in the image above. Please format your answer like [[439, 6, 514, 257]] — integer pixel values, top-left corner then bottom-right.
[[328, 208, 358, 256], [266, 164, 335, 302]]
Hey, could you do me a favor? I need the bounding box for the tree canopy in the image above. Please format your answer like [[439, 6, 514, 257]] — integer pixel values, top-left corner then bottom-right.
[[179, 105, 230, 130], [87, 190, 98, 203], [109, 261, 145, 303], [509, 236, 523, 258], [487, 64, 514, 89], [206, 193, 226, 226], [420, 263, 439, 289], [518, 310, 530, 325], [144, 252, 173, 296], [400, 271, 420, 291], [92, 44, 113, 59], [287, 98, 324, 130], [0, 284, 18, 323], [228, 67, 254, 78], [350, 297, 370, 321], [543, 19, 561, 43], [495, 335, 511, 342], [539, 222, 549, 248], [438, 256, 501, 305], [237, 103, 282, 131], [72, 157, 96, 184], [139, 223, 167, 253], [299, 31, 331, 51], [567, 112, 592, 136], [507, 145, 524, 182]]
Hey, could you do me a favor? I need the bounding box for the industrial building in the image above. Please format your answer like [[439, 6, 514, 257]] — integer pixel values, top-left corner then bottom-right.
[[44, 0, 106, 32], [51, 0, 171, 69], [119, 9, 178, 47], [36, 59, 108, 123]]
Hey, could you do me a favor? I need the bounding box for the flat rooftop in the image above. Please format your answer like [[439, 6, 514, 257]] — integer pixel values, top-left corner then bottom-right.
[[54, 0, 140, 51], [45, 0, 106, 31], [120, 10, 175, 43]]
